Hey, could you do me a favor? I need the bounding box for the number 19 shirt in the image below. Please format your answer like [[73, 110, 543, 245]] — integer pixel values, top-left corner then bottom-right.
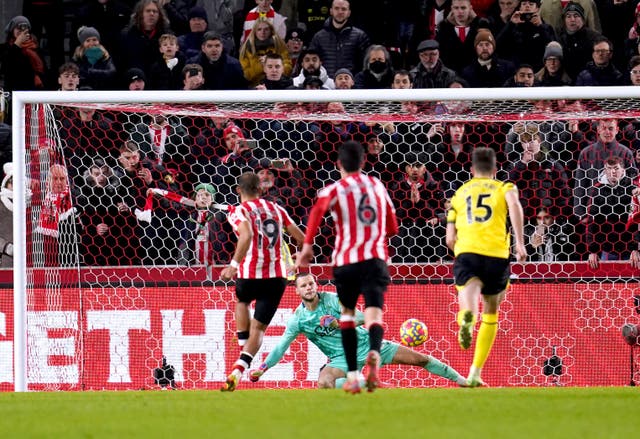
[[447, 178, 515, 259], [227, 199, 294, 279]]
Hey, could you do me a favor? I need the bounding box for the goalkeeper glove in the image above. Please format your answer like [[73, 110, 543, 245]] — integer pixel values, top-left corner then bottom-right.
[[319, 315, 339, 329], [249, 363, 268, 382]]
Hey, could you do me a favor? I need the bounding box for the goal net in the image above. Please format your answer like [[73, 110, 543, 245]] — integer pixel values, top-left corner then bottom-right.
[[3, 87, 640, 391]]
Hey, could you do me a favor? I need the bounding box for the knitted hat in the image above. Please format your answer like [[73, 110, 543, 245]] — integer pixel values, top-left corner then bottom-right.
[[334, 68, 354, 80], [223, 124, 245, 139], [563, 2, 585, 20], [188, 6, 208, 23], [5, 15, 30, 33], [474, 28, 495, 49], [194, 183, 216, 197], [126, 68, 146, 84], [543, 41, 563, 60], [286, 28, 305, 41], [77, 26, 100, 44]]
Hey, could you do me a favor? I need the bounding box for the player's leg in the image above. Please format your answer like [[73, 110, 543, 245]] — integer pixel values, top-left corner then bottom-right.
[[467, 257, 510, 386], [222, 278, 286, 391], [389, 343, 468, 386], [453, 254, 482, 350], [235, 301, 251, 348], [467, 290, 505, 387], [334, 265, 361, 393], [362, 259, 391, 392], [457, 278, 482, 350]]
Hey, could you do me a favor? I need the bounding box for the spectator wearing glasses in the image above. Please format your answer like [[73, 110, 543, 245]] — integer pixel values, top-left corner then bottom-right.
[[535, 41, 572, 86], [410, 39, 457, 89], [575, 37, 624, 86], [628, 55, 640, 85]]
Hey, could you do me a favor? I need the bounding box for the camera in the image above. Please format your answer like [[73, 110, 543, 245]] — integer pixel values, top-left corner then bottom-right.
[[520, 12, 533, 22]]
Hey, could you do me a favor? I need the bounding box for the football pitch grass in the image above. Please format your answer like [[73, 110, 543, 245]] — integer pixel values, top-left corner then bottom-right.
[[1, 386, 638, 438]]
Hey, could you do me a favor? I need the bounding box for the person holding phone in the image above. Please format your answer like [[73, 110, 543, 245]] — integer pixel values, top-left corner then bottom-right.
[[495, 0, 556, 71], [1, 15, 47, 92]]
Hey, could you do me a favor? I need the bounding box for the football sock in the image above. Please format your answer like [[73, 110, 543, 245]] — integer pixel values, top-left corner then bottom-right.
[[472, 313, 499, 370], [425, 356, 464, 383], [340, 317, 358, 373], [368, 323, 383, 353], [457, 309, 477, 328], [237, 330, 250, 347], [233, 352, 254, 374]]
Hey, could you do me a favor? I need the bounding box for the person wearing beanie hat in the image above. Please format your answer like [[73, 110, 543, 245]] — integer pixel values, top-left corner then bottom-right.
[[460, 27, 516, 87], [494, 0, 555, 71], [535, 41, 572, 86], [126, 67, 147, 90], [77, 26, 100, 45], [557, 3, 606, 80], [540, 0, 601, 36], [1, 15, 46, 91], [188, 6, 208, 24], [71, 25, 117, 90], [334, 68, 355, 89], [176, 6, 208, 61]]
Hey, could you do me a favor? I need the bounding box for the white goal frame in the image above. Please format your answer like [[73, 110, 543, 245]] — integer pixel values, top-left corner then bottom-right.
[[11, 86, 640, 391]]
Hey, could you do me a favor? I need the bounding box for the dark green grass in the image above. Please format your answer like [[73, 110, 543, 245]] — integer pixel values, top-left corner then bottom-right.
[[1, 387, 638, 438]]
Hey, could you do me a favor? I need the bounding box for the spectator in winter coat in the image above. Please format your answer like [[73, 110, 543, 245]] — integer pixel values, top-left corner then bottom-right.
[[72, 26, 117, 90], [308, 0, 370, 77], [410, 39, 458, 89]]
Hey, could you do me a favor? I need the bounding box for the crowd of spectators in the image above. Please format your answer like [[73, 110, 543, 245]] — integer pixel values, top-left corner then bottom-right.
[[1, 0, 640, 268]]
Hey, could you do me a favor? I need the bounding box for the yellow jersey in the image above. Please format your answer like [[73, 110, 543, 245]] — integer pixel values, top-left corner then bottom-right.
[[447, 177, 515, 259]]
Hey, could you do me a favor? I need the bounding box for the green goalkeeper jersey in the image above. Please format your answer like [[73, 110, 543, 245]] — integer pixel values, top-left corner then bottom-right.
[[263, 292, 367, 368]]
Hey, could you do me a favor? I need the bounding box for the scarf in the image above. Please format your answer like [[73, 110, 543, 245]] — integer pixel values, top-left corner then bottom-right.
[[21, 38, 45, 88]]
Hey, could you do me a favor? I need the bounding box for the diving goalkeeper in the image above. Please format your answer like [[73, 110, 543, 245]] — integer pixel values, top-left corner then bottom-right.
[[250, 273, 469, 388]]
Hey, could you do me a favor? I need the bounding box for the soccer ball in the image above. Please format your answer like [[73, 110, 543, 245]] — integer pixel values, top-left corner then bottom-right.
[[400, 318, 428, 347]]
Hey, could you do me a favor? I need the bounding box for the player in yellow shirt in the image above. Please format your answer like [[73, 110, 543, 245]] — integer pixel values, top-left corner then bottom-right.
[[446, 147, 526, 387]]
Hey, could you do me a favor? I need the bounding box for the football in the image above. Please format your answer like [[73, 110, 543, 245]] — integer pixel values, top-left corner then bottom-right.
[[400, 318, 428, 347]]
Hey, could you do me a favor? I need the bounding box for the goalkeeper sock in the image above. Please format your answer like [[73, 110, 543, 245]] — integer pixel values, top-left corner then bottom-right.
[[340, 317, 358, 372], [425, 356, 465, 384], [368, 323, 383, 353], [472, 313, 499, 370], [237, 330, 250, 347]]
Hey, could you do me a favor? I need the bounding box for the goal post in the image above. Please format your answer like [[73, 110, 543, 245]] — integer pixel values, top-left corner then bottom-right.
[[7, 87, 640, 391]]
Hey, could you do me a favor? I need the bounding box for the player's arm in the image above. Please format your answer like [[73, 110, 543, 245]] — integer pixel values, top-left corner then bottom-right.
[[220, 219, 252, 281], [249, 320, 301, 382], [505, 187, 527, 262]]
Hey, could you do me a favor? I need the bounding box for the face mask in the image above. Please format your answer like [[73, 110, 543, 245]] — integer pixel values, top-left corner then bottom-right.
[[85, 46, 103, 65], [369, 60, 386, 74]]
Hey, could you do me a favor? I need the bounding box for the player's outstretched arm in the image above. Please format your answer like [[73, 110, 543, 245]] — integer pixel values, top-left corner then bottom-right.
[[505, 188, 527, 262], [249, 322, 300, 382]]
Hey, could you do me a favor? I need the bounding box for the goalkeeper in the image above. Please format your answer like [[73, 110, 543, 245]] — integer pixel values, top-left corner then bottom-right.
[[250, 273, 469, 388]]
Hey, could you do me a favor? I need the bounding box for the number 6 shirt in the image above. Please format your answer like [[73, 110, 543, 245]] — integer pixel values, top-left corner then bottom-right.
[[227, 199, 294, 279], [304, 173, 398, 267]]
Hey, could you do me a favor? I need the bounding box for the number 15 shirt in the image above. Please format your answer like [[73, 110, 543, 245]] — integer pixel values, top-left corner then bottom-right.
[[304, 173, 398, 267], [227, 199, 294, 279], [447, 177, 515, 259]]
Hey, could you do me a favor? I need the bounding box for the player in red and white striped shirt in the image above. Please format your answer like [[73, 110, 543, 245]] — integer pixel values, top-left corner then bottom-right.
[[220, 172, 304, 391], [296, 141, 398, 394]]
